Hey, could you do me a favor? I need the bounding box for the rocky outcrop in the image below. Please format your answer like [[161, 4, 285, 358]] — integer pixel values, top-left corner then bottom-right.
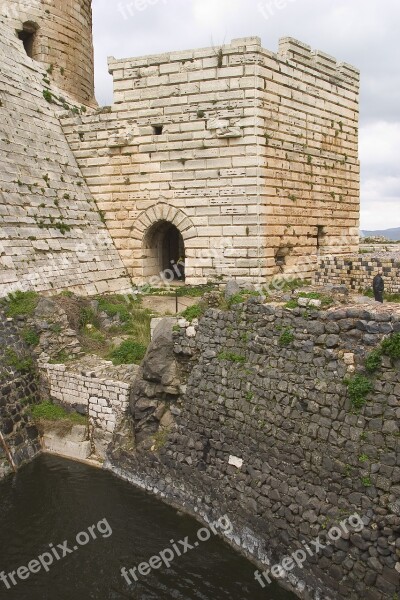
[[130, 318, 184, 449]]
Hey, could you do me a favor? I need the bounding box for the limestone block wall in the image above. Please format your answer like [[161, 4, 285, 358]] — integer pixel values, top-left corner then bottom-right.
[[316, 253, 400, 294], [260, 38, 360, 277], [40, 357, 137, 458], [0, 18, 131, 297], [62, 37, 266, 284], [1, 0, 95, 106], [62, 37, 359, 285]]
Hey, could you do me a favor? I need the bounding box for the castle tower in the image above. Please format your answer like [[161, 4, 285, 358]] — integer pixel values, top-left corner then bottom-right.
[[1, 0, 96, 106]]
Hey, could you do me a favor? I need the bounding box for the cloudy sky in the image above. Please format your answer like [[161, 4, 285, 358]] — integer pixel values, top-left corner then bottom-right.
[[92, 0, 399, 231]]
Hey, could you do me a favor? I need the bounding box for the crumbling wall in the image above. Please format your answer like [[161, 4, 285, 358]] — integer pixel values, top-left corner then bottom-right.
[[316, 253, 400, 294], [0, 312, 41, 479], [40, 357, 137, 459]]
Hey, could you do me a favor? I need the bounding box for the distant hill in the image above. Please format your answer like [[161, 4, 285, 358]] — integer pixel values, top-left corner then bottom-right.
[[361, 227, 400, 241]]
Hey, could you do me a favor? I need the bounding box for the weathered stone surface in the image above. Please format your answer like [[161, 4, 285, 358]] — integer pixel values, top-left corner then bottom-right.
[[317, 254, 400, 295], [225, 280, 241, 300], [108, 301, 400, 600], [43, 425, 91, 461], [0, 17, 131, 298], [142, 319, 179, 386], [0, 311, 41, 477], [2, 0, 96, 106], [61, 36, 360, 285]]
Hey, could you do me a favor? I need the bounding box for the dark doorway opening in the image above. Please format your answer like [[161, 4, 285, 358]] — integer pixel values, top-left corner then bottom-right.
[[17, 22, 38, 58], [317, 226, 326, 252], [144, 221, 185, 281], [161, 223, 185, 277]]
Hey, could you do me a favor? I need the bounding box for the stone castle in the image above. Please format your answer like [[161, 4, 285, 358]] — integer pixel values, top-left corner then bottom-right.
[[0, 0, 360, 294]]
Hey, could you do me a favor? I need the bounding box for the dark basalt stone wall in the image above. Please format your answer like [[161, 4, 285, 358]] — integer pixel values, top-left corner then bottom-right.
[[108, 300, 400, 600], [0, 312, 41, 479]]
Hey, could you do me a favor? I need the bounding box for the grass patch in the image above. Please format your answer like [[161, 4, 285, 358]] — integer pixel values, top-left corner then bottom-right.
[[121, 307, 153, 347], [43, 89, 53, 103], [297, 292, 334, 307], [285, 299, 299, 309], [363, 333, 400, 376], [153, 427, 171, 451], [83, 328, 106, 344], [2, 291, 39, 318], [22, 328, 40, 347], [227, 289, 262, 308], [142, 284, 217, 298], [31, 401, 86, 424], [180, 304, 204, 322], [345, 374, 373, 410], [279, 328, 295, 346], [109, 339, 147, 365], [361, 476, 372, 488], [31, 401, 87, 437], [274, 278, 311, 292], [79, 326, 108, 356], [5, 349, 34, 374], [218, 351, 246, 363], [365, 348, 383, 373], [48, 350, 73, 364], [79, 306, 100, 329], [381, 333, 400, 361], [96, 295, 134, 322]]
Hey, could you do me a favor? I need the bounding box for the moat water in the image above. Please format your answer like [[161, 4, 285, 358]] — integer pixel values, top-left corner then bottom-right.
[[0, 455, 298, 600]]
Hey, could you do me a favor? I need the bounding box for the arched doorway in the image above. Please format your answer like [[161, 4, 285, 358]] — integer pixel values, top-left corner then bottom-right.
[[143, 221, 185, 281]]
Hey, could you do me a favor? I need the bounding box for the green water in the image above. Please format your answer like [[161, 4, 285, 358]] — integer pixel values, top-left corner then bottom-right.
[[0, 455, 298, 600]]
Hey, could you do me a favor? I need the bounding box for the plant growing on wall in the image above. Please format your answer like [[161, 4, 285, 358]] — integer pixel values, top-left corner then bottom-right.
[[381, 333, 400, 360], [43, 89, 53, 103], [345, 375, 373, 410], [279, 327, 295, 346], [365, 349, 383, 373], [218, 351, 246, 363]]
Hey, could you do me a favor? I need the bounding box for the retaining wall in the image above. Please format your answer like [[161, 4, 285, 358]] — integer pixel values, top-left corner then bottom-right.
[[108, 301, 400, 600]]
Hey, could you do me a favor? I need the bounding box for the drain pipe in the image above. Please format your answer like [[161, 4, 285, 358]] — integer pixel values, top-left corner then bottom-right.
[[0, 431, 17, 473]]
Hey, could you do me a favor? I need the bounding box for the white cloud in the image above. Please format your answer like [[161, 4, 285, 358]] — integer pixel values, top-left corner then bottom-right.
[[360, 122, 400, 169], [361, 180, 400, 230], [359, 122, 400, 229], [192, 0, 241, 25]]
